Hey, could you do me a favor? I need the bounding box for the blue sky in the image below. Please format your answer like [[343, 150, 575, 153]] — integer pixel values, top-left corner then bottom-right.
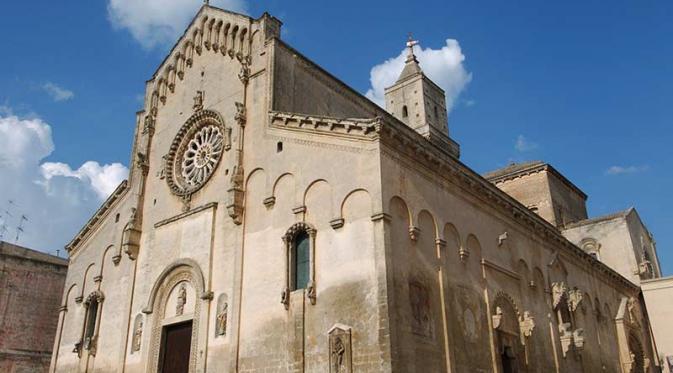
[[0, 0, 671, 274]]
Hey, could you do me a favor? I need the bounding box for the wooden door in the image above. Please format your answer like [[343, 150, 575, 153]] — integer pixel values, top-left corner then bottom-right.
[[159, 321, 193, 373]]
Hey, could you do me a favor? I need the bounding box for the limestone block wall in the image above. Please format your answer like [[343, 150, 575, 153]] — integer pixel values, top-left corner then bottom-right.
[[563, 216, 643, 285], [380, 142, 656, 373]]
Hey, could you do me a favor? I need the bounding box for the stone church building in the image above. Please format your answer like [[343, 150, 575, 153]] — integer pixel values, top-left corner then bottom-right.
[[51, 4, 662, 373]]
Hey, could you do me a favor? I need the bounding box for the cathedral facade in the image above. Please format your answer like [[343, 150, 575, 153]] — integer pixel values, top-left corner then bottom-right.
[[51, 5, 660, 373]]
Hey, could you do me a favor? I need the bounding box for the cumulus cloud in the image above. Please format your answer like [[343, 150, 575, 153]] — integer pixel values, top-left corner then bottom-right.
[[0, 109, 128, 253], [107, 0, 247, 49], [605, 165, 649, 175], [365, 39, 472, 114], [42, 82, 74, 102], [515, 135, 539, 152]]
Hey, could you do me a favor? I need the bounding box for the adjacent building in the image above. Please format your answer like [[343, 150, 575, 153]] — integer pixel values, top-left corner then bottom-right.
[[51, 4, 663, 373], [1, 241, 68, 373]]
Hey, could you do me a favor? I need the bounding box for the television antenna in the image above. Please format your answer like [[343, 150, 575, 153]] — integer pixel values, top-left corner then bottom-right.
[[15, 214, 28, 243]]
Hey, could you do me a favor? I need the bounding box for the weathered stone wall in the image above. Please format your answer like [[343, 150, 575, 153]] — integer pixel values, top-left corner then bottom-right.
[[380, 142, 656, 372], [0, 242, 67, 373], [51, 5, 661, 373]]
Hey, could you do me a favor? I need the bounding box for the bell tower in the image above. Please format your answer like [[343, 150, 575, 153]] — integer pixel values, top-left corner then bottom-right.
[[384, 37, 457, 155]]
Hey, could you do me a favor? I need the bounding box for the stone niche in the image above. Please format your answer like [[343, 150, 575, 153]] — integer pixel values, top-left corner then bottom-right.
[[164, 281, 196, 319], [328, 324, 353, 373]]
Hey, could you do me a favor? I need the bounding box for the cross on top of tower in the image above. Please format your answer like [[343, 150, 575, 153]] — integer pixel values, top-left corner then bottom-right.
[[406, 33, 419, 62]]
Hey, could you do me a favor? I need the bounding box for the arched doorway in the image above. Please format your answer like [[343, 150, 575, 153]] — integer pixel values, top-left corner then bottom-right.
[[492, 293, 526, 373], [142, 259, 208, 373]]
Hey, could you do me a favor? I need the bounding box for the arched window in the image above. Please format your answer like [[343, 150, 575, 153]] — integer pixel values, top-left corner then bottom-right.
[[282, 222, 317, 308], [292, 231, 310, 290], [78, 291, 104, 356], [402, 105, 408, 118]]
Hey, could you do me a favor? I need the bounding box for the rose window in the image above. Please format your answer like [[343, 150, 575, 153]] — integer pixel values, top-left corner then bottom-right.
[[165, 110, 228, 196], [180, 125, 223, 187]]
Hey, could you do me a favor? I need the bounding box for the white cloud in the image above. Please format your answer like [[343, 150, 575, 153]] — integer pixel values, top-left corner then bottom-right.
[[605, 165, 649, 175], [365, 39, 472, 114], [0, 110, 128, 253], [515, 135, 539, 152], [42, 82, 74, 102], [107, 0, 247, 49]]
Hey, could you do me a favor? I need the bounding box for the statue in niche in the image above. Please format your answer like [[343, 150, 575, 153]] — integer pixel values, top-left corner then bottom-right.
[[331, 336, 346, 372], [176, 283, 187, 316], [132, 319, 143, 353], [328, 325, 352, 373], [216, 301, 228, 337], [193, 90, 204, 112]]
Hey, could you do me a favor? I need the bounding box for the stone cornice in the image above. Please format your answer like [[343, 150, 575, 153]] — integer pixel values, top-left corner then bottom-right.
[[65, 180, 130, 254], [154, 202, 218, 228], [377, 120, 639, 293], [269, 111, 380, 140]]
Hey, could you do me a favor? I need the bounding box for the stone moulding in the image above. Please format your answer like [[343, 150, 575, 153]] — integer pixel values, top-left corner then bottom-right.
[[377, 122, 638, 292], [66, 180, 129, 255], [154, 202, 218, 228], [269, 111, 381, 140]]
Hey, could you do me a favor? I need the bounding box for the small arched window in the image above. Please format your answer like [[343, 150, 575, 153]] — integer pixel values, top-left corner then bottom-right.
[[78, 291, 104, 356], [402, 105, 408, 118], [292, 231, 310, 290], [282, 223, 316, 308]]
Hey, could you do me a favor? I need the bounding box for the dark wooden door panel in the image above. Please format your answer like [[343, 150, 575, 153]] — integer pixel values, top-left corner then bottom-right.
[[159, 321, 193, 373]]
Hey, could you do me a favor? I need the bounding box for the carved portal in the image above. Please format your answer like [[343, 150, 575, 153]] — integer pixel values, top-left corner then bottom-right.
[[329, 325, 352, 373]]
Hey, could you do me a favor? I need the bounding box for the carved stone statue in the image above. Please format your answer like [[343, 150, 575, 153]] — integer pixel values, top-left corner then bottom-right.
[[193, 90, 204, 112], [552, 282, 568, 309], [216, 303, 228, 336], [132, 320, 143, 353], [567, 288, 583, 312], [328, 325, 352, 373], [176, 283, 187, 316], [331, 336, 346, 372], [518, 311, 535, 345]]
